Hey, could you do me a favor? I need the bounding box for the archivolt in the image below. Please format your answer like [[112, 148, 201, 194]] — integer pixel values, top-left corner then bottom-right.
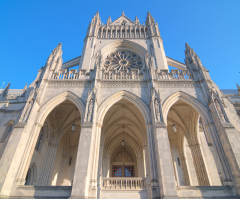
[[99, 40, 148, 62], [97, 90, 151, 125], [37, 91, 86, 126], [162, 91, 212, 126]]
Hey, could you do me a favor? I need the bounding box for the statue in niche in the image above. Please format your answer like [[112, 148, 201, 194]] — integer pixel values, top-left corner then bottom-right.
[[85, 87, 96, 122], [154, 98, 161, 121], [87, 99, 93, 122], [151, 88, 162, 122], [214, 99, 225, 122]]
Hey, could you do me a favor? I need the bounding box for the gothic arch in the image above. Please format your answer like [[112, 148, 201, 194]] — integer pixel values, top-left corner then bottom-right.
[[16, 91, 85, 185], [99, 40, 148, 61], [0, 120, 15, 143], [97, 90, 151, 126], [37, 91, 86, 126], [162, 91, 212, 126], [25, 163, 37, 185]]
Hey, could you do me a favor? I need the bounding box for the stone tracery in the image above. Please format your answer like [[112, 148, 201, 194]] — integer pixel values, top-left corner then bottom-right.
[[104, 51, 143, 72]]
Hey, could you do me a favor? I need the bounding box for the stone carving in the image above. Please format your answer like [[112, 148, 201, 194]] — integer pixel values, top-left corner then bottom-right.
[[145, 52, 152, 69], [0, 83, 10, 100], [114, 150, 133, 162], [154, 98, 161, 121], [47, 81, 91, 87], [237, 84, 240, 95], [214, 99, 226, 122], [19, 99, 34, 122], [151, 88, 162, 122], [100, 81, 147, 87], [85, 87, 97, 122], [87, 99, 93, 121], [157, 82, 200, 88], [19, 83, 38, 123]]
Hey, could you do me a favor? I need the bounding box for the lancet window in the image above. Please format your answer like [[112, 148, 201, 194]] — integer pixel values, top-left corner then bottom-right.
[[104, 50, 143, 72]]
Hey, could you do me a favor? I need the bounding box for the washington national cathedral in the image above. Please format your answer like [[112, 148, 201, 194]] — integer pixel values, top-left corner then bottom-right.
[[0, 11, 240, 199]]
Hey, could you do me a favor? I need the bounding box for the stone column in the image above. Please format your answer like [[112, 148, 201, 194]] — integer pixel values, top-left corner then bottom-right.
[[70, 122, 94, 199], [38, 142, 58, 185], [154, 122, 179, 199], [189, 143, 210, 186], [180, 157, 190, 186]]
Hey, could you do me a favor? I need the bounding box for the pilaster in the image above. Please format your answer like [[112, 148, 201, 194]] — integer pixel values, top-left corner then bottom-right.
[[153, 122, 179, 199], [69, 122, 94, 199]]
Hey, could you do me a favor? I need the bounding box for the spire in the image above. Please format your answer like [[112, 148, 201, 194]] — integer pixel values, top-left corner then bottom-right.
[[145, 11, 155, 26], [185, 43, 204, 71], [135, 16, 140, 25], [0, 83, 10, 100], [94, 11, 100, 19], [45, 43, 63, 70], [106, 16, 112, 25]]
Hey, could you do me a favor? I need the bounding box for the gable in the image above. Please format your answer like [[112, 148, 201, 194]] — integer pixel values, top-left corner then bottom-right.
[[112, 13, 134, 25]]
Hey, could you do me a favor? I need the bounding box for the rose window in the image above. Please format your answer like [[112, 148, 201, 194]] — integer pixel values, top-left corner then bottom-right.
[[104, 51, 143, 72]]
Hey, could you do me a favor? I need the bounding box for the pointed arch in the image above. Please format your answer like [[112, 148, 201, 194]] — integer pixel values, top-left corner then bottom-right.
[[162, 91, 212, 126], [99, 40, 148, 61], [37, 91, 85, 126], [25, 163, 37, 185], [97, 90, 151, 125]]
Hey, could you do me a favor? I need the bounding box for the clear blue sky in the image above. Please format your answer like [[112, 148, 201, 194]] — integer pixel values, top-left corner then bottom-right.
[[0, 0, 239, 89]]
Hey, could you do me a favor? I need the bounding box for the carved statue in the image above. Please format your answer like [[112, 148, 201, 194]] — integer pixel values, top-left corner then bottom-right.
[[154, 98, 161, 121], [87, 99, 93, 122]]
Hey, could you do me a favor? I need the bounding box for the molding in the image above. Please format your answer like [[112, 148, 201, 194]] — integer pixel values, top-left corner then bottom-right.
[[154, 121, 166, 128], [100, 81, 147, 87], [176, 185, 233, 191], [82, 121, 93, 128], [47, 81, 91, 87], [156, 81, 200, 88], [0, 110, 21, 114], [14, 122, 27, 128]]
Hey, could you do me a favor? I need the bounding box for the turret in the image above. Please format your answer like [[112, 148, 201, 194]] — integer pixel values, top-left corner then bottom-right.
[[135, 16, 140, 25], [145, 12, 160, 37], [185, 43, 204, 71], [106, 16, 112, 26], [87, 11, 102, 37]]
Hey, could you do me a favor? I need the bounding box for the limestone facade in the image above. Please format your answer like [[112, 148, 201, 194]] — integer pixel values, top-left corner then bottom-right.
[[0, 12, 240, 199]]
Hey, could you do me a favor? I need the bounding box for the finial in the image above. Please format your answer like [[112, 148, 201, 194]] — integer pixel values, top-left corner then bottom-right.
[[122, 11, 125, 16], [237, 83, 240, 90]]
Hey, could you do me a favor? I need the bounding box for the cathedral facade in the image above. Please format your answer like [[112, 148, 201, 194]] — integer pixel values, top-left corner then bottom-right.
[[0, 12, 240, 199]]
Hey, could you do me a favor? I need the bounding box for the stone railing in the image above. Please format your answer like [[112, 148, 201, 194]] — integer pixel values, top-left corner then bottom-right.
[[156, 69, 194, 80], [51, 69, 92, 80], [101, 69, 144, 80], [98, 25, 149, 39], [101, 177, 146, 190]]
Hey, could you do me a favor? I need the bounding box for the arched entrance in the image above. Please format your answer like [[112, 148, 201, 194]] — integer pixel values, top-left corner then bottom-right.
[[25, 99, 82, 186], [97, 92, 152, 195], [164, 93, 224, 186]]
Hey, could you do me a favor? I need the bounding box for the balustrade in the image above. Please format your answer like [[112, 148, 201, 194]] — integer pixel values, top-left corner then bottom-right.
[[102, 69, 144, 80], [156, 69, 194, 80], [51, 69, 91, 80], [101, 177, 146, 190]]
